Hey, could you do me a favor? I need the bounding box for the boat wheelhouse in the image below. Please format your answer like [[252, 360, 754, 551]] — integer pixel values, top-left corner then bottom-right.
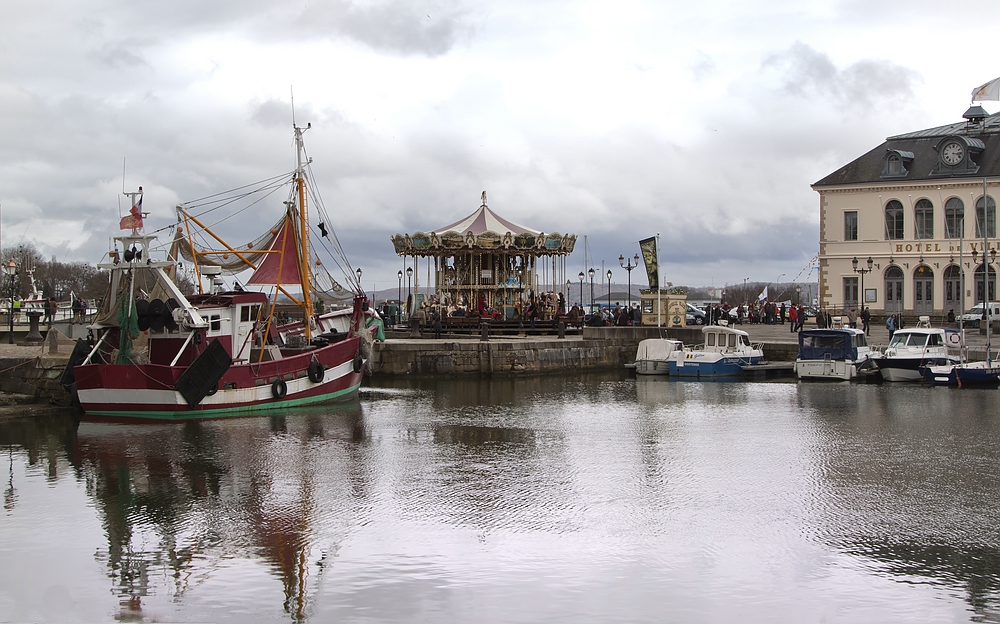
[[795, 328, 874, 381]]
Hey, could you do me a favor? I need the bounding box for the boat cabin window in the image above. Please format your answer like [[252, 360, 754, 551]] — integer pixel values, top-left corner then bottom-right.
[[904, 333, 928, 347], [854, 334, 867, 348], [803, 334, 845, 349], [740, 335, 750, 347], [209, 314, 222, 333], [240, 305, 261, 323], [728, 334, 738, 348], [927, 334, 943, 347], [707, 333, 716, 347]]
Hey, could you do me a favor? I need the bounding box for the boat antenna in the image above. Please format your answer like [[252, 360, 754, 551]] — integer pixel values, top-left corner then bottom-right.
[[290, 86, 296, 127]]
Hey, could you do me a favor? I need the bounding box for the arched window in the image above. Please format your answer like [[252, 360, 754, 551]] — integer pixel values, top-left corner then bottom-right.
[[887, 154, 902, 175], [914, 198, 933, 239], [945, 197, 964, 239], [976, 195, 996, 239], [884, 200, 904, 240]]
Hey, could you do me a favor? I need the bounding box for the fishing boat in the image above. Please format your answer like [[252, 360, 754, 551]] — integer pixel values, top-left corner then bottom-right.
[[873, 317, 960, 382], [65, 123, 377, 419], [632, 338, 683, 376], [794, 327, 875, 381], [667, 322, 763, 378]]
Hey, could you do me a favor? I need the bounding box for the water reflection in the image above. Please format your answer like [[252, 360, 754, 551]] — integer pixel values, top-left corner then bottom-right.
[[798, 384, 1000, 619], [52, 403, 367, 621], [2, 378, 1000, 622]]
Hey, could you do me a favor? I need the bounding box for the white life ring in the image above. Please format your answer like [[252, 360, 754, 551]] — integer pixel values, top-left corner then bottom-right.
[[946, 332, 962, 346]]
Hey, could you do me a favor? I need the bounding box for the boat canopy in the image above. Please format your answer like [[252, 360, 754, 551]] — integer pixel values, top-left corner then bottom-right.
[[636, 338, 681, 361], [798, 329, 858, 361]]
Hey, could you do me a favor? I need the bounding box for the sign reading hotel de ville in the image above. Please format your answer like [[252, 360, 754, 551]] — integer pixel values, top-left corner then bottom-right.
[[890, 241, 999, 254]]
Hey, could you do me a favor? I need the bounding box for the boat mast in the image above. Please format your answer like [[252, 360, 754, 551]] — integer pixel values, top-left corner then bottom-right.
[[985, 177, 991, 366], [294, 123, 313, 340]]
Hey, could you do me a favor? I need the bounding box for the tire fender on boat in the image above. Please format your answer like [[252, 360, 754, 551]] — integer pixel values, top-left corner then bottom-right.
[[308, 361, 325, 383], [271, 378, 287, 399], [353, 355, 363, 373]]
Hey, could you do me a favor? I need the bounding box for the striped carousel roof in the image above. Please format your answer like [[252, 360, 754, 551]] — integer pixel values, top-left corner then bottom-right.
[[431, 193, 539, 236]]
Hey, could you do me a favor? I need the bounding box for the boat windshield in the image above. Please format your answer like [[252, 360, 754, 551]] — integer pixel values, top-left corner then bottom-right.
[[889, 333, 925, 348], [854, 333, 867, 348]]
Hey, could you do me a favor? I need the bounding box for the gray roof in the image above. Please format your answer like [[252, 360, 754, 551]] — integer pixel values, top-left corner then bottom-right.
[[813, 112, 1000, 187]]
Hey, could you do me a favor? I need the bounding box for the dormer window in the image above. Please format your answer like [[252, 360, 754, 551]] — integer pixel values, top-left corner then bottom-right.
[[880, 149, 913, 178], [930, 135, 984, 177]]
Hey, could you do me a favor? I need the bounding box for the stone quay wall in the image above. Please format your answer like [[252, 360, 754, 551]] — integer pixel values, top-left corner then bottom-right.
[[373, 326, 799, 377]]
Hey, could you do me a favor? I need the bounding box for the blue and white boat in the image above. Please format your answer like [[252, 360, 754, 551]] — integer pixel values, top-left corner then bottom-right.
[[668, 323, 763, 378], [795, 327, 875, 381]]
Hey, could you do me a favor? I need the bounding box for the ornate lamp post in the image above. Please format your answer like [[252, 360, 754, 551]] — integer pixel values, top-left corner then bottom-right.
[[852, 256, 873, 308], [397, 270, 403, 324], [578, 271, 584, 308], [406, 266, 413, 318], [606, 269, 612, 308], [619, 254, 639, 311], [588, 268, 595, 312], [4, 261, 16, 345]]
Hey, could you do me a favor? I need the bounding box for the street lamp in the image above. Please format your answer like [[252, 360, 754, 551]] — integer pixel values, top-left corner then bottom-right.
[[406, 266, 413, 317], [606, 269, 612, 309], [619, 254, 639, 311], [578, 271, 584, 307], [743, 277, 749, 305], [588, 268, 595, 311], [851, 256, 873, 309], [4, 261, 16, 345], [356, 267, 362, 284], [397, 270, 403, 323]]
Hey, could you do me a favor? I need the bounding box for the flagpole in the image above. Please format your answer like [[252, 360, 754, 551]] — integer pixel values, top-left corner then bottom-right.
[[656, 231, 661, 328]]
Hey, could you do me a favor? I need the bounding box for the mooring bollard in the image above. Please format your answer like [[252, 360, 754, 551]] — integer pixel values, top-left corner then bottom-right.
[[480, 321, 490, 342], [558, 321, 566, 339], [409, 317, 422, 339], [24, 311, 45, 345]]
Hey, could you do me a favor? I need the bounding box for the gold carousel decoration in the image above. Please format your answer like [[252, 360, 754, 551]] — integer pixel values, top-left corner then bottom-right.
[[390, 192, 577, 317]]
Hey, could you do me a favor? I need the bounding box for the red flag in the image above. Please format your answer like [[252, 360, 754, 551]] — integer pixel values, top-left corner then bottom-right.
[[119, 194, 143, 230]]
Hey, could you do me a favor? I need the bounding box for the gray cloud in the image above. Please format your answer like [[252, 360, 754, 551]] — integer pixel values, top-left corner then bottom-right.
[[762, 42, 920, 110], [292, 0, 470, 57]]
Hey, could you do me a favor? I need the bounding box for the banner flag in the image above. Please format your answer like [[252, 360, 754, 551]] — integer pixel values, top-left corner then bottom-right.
[[972, 77, 1000, 102], [119, 191, 143, 230], [639, 236, 658, 290], [758, 285, 768, 301]]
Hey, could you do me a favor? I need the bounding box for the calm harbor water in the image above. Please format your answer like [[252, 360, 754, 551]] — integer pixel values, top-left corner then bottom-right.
[[2, 374, 1000, 623]]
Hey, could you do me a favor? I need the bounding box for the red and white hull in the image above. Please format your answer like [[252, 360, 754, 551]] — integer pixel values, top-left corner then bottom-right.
[[75, 335, 367, 419]]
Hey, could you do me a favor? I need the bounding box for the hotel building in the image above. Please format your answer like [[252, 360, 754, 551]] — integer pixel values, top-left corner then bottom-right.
[[813, 106, 999, 318]]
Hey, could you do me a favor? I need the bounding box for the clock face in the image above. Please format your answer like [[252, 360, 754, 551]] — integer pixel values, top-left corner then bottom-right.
[[942, 141, 965, 166]]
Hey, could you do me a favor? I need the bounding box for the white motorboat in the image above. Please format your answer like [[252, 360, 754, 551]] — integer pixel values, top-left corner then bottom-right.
[[873, 317, 960, 382]]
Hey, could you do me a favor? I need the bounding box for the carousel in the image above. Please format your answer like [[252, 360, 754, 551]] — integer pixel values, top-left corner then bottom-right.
[[390, 192, 577, 319]]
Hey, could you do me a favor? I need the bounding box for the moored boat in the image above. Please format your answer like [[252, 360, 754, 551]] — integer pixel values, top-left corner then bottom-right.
[[667, 323, 763, 378], [795, 327, 875, 381], [67, 123, 376, 419], [873, 317, 960, 382]]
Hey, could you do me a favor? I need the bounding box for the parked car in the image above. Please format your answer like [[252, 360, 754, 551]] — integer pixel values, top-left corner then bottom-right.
[[686, 303, 706, 325], [960, 302, 1000, 328]]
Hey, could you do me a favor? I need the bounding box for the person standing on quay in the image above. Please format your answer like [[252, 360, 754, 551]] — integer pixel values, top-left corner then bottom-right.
[[861, 306, 871, 335], [886, 313, 896, 340], [788, 304, 798, 333], [847, 307, 857, 329]]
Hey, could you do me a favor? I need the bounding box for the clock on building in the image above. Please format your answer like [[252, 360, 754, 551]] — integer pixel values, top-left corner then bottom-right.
[[941, 141, 965, 166]]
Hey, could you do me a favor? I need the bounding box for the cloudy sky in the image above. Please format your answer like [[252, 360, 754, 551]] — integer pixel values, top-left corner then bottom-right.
[[2, 0, 998, 294]]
